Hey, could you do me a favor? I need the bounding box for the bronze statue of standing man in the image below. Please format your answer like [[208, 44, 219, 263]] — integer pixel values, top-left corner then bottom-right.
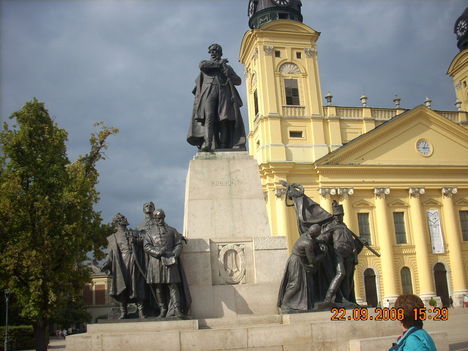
[[102, 213, 147, 319], [187, 43, 246, 151], [144, 209, 191, 318]]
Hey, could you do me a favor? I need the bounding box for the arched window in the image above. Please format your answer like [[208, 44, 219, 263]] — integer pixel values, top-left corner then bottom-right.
[[400, 267, 413, 294], [279, 63, 301, 106], [364, 268, 378, 307], [434, 262, 450, 307]]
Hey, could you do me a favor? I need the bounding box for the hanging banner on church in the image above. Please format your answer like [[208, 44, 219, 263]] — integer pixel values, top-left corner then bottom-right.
[[426, 209, 445, 254]]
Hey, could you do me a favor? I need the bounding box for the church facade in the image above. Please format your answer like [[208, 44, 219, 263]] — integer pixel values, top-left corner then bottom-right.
[[241, 0, 468, 307]]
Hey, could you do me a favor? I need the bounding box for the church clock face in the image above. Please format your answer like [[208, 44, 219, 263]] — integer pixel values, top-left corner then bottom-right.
[[272, 0, 290, 6], [456, 19, 467, 38], [416, 139, 432, 156]]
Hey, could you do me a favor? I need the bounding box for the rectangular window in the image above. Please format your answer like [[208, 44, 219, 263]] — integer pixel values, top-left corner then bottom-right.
[[284, 79, 300, 105], [357, 213, 372, 245], [94, 284, 106, 305], [83, 285, 93, 306], [393, 212, 407, 244], [459, 210, 468, 241], [253, 90, 259, 116], [275, 50, 281, 57], [296, 52, 302, 59], [289, 131, 303, 138]]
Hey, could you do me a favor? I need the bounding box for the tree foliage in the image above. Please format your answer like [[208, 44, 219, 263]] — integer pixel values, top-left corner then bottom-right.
[[0, 99, 118, 350]]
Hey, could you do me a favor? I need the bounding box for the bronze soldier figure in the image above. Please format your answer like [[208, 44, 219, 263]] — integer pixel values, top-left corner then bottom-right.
[[318, 201, 363, 305]]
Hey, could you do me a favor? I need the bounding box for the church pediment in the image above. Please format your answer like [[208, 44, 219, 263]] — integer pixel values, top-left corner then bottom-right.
[[352, 199, 374, 208], [316, 106, 468, 167], [423, 199, 442, 208], [388, 199, 408, 208], [455, 198, 468, 206]]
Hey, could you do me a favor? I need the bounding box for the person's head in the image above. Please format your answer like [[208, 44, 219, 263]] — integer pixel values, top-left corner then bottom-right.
[[307, 224, 321, 238], [143, 201, 155, 215], [208, 43, 223, 60], [112, 213, 128, 228], [332, 200, 344, 223], [154, 209, 166, 225], [394, 294, 425, 329]]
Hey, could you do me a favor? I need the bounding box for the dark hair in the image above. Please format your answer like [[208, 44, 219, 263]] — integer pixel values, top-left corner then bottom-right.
[[208, 43, 223, 56], [394, 294, 424, 329]]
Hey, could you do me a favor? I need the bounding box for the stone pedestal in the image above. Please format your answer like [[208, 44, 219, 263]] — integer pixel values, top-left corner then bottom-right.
[[65, 311, 405, 351], [182, 151, 288, 318]]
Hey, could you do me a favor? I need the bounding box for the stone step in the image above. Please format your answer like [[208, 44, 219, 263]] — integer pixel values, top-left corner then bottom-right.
[[199, 314, 282, 329], [66, 311, 404, 351]]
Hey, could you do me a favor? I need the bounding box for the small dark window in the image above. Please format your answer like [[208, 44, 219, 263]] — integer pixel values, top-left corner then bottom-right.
[[253, 90, 259, 116], [460, 210, 468, 241], [296, 52, 302, 59], [284, 79, 300, 105], [289, 131, 303, 138], [393, 212, 407, 244], [83, 285, 93, 305], [94, 284, 106, 305], [357, 213, 372, 245], [279, 13, 288, 20], [275, 50, 281, 58]]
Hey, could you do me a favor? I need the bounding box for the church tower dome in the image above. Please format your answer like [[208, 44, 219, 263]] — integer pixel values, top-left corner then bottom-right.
[[248, 0, 303, 29]]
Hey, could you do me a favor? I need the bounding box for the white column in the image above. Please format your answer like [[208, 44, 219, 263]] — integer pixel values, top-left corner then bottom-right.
[[408, 188, 435, 300], [374, 188, 398, 302], [441, 187, 468, 307]]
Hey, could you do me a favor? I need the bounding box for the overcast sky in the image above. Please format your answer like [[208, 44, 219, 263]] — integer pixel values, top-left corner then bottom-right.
[[1, 0, 466, 233]]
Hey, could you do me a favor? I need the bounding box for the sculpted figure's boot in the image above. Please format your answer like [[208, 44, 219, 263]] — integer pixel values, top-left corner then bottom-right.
[[170, 283, 183, 319], [157, 304, 167, 318], [175, 305, 184, 319], [155, 286, 167, 318], [137, 303, 146, 319], [201, 115, 215, 152], [119, 304, 128, 319], [324, 278, 341, 304]]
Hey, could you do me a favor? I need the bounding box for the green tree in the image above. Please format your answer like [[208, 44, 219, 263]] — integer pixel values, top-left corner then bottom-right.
[[0, 99, 118, 351]]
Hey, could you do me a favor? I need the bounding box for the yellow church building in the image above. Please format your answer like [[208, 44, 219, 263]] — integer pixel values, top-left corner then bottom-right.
[[240, 0, 468, 307]]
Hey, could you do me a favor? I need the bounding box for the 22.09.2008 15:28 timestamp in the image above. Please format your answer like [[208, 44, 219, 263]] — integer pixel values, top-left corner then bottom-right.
[[330, 307, 449, 321]]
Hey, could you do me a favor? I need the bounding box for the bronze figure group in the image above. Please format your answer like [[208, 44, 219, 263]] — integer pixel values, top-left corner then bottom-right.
[[277, 182, 379, 313], [102, 202, 191, 319]]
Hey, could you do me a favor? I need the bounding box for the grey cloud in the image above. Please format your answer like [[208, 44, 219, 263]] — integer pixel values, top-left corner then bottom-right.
[[1, 0, 466, 232]]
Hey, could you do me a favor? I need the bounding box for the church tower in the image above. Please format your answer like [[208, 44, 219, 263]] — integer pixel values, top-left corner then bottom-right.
[[448, 7, 468, 111], [240, 0, 328, 165]]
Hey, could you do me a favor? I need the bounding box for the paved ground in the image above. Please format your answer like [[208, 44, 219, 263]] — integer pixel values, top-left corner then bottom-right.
[[21, 307, 468, 350], [424, 307, 468, 351]]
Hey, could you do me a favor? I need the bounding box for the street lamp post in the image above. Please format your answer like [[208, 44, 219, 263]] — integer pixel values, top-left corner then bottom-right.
[[4, 289, 10, 351]]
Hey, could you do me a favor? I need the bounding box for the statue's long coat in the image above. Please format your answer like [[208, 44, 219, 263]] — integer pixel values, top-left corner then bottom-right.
[[103, 231, 146, 303], [187, 60, 246, 149], [144, 224, 192, 314], [277, 234, 324, 312]]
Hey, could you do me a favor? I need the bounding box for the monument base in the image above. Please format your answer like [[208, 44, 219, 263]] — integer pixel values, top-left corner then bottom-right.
[[182, 151, 289, 318], [65, 311, 403, 351]]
